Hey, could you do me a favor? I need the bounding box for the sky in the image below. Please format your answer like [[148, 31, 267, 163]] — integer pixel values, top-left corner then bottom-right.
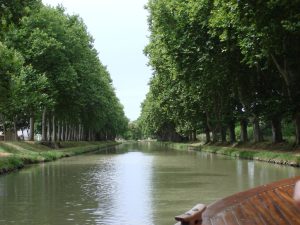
[[42, 0, 152, 121]]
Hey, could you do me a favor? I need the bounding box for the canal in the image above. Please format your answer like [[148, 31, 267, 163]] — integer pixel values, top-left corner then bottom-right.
[[0, 143, 299, 225]]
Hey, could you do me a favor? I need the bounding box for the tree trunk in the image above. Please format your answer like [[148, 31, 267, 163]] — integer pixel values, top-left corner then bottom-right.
[[47, 116, 51, 142], [99, 131, 103, 141], [67, 124, 71, 141], [67, 124, 69, 141], [73, 126, 76, 141], [88, 129, 91, 141], [295, 112, 300, 146], [61, 121, 64, 141], [3, 123, 6, 141], [78, 125, 82, 141], [69, 125, 72, 141], [221, 126, 227, 143], [64, 123, 67, 141], [57, 120, 61, 142], [52, 115, 56, 142], [271, 117, 283, 143], [240, 119, 248, 142], [76, 124, 80, 141], [253, 116, 263, 142], [72, 126, 75, 141], [66, 124, 68, 141], [41, 108, 47, 142], [80, 126, 83, 141], [205, 130, 210, 143], [212, 130, 219, 142], [80, 126, 84, 141], [66, 123, 69, 141], [64, 122, 67, 141], [74, 125, 77, 141], [188, 131, 192, 142], [29, 116, 34, 141], [13, 118, 18, 141], [205, 125, 211, 143], [21, 128, 24, 140], [71, 126, 74, 141], [70, 125, 73, 141], [193, 130, 197, 141], [229, 121, 236, 144]]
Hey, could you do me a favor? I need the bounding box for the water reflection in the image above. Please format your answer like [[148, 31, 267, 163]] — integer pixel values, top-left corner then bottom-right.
[[113, 153, 153, 225], [82, 152, 154, 225], [248, 161, 255, 187]]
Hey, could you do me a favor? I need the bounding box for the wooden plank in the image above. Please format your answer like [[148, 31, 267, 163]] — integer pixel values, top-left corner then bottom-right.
[[258, 192, 291, 225], [278, 185, 294, 197], [231, 204, 254, 225], [275, 188, 298, 206], [274, 188, 300, 224], [210, 215, 226, 225], [247, 195, 277, 224], [222, 211, 240, 225], [265, 190, 300, 224], [202, 217, 213, 225], [240, 200, 266, 225]]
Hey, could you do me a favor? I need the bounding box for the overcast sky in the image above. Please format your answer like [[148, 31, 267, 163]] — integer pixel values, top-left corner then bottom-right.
[[42, 0, 152, 121]]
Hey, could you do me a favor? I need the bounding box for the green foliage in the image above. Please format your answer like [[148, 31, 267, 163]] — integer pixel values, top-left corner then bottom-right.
[[10, 65, 52, 118], [0, 42, 23, 121], [0, 0, 42, 39], [0, 3, 128, 141], [124, 121, 142, 140], [140, 0, 300, 145]]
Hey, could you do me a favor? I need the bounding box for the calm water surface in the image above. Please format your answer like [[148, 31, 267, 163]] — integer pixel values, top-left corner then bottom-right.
[[0, 143, 300, 225]]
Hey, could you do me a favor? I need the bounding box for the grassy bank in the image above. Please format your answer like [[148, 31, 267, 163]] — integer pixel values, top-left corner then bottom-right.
[[161, 141, 300, 167], [201, 145, 300, 166], [0, 141, 119, 175]]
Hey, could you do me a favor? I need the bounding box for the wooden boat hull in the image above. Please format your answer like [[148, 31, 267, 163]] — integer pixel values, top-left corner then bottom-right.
[[175, 176, 300, 225]]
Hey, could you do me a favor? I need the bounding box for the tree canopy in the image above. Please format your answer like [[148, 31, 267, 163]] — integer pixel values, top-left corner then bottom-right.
[[140, 0, 300, 145], [0, 2, 128, 142]]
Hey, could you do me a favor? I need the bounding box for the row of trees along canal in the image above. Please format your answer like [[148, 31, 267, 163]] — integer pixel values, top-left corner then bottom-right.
[[139, 0, 300, 145], [0, 1, 128, 142]]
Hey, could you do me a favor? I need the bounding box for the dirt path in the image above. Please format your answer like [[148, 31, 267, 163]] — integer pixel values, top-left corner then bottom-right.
[[0, 152, 12, 157]]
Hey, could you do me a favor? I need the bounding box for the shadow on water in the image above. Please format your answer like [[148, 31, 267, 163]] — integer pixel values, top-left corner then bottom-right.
[[0, 142, 300, 225]]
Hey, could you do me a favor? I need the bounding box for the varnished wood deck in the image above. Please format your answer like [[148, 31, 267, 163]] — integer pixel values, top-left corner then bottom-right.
[[175, 176, 300, 225]]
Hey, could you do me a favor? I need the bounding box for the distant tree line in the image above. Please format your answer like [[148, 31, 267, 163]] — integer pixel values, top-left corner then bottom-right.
[[0, 0, 128, 142], [123, 121, 143, 141], [140, 0, 300, 145]]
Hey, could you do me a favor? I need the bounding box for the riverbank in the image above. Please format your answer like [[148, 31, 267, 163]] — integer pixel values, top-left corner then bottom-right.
[[160, 142, 300, 167], [0, 141, 119, 175]]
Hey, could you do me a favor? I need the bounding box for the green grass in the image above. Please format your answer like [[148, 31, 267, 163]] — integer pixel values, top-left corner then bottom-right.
[[0, 156, 24, 174], [0, 141, 119, 175], [201, 145, 300, 166]]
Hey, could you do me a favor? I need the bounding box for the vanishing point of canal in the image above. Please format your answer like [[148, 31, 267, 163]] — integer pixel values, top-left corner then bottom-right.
[[0, 143, 299, 225]]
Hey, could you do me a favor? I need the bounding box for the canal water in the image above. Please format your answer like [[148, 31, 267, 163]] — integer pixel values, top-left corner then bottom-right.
[[0, 143, 299, 225]]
